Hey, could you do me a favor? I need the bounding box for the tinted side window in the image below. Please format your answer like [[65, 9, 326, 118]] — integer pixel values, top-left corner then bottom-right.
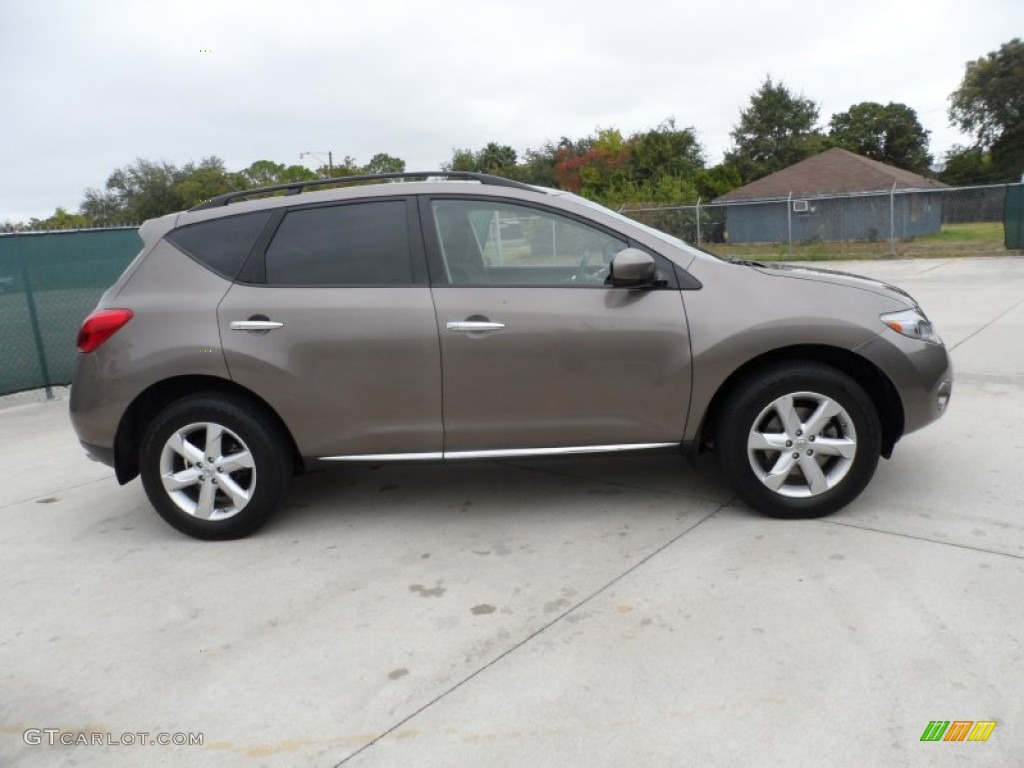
[[265, 201, 412, 286], [165, 211, 271, 279], [430, 199, 627, 287]]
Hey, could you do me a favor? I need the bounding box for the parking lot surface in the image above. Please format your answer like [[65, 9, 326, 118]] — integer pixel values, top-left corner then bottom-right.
[[2, 256, 1023, 767]]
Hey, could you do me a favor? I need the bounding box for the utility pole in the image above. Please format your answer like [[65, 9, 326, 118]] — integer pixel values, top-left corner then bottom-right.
[[300, 151, 334, 177]]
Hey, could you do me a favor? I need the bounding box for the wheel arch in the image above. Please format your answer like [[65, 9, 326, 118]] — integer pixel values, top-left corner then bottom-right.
[[697, 344, 904, 459], [113, 375, 303, 484]]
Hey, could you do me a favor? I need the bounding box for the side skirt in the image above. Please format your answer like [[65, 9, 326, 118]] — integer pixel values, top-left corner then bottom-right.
[[320, 442, 680, 462]]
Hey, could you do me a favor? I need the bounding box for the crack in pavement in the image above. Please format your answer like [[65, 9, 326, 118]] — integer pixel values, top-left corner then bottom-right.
[[919, 259, 955, 274], [331, 500, 729, 767], [949, 295, 1024, 352], [816, 518, 1024, 560]]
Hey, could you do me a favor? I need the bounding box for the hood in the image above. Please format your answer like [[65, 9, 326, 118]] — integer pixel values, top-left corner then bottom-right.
[[749, 261, 916, 306]]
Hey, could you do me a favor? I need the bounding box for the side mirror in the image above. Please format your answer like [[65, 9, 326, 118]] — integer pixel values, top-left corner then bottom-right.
[[609, 248, 657, 288]]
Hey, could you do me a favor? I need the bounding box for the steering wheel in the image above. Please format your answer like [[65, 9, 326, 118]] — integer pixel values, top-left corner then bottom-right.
[[569, 250, 609, 284]]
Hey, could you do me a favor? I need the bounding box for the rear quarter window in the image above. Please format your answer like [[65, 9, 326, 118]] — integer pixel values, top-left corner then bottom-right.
[[165, 211, 271, 279], [264, 200, 412, 286]]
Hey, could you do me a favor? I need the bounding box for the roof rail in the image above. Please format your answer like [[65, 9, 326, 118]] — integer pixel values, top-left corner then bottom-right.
[[188, 171, 535, 211]]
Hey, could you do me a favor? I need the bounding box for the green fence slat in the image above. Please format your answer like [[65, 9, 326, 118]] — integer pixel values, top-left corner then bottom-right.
[[1006, 185, 1024, 250], [0, 228, 141, 396]]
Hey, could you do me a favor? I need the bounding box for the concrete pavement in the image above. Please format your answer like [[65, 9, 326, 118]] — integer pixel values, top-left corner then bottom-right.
[[1, 257, 1022, 767]]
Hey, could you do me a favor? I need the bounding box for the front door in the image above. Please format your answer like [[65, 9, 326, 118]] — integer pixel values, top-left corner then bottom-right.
[[425, 197, 691, 453]]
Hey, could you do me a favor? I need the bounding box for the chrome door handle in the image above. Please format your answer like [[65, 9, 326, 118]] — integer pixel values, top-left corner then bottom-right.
[[446, 321, 506, 332], [230, 320, 284, 331]]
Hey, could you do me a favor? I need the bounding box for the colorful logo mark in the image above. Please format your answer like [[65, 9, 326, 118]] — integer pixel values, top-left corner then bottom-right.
[[920, 721, 996, 742]]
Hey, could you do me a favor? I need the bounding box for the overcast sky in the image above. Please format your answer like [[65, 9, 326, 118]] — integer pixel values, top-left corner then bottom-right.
[[2, 0, 1021, 222]]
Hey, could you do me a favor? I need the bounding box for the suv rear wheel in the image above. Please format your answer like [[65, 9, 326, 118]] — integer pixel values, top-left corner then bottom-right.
[[139, 394, 291, 539], [717, 363, 881, 518]]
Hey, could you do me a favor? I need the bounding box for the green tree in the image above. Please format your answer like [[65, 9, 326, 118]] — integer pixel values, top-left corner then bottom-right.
[[85, 158, 190, 223], [328, 156, 363, 177], [514, 142, 560, 186], [69, 154, 382, 228], [239, 159, 318, 187], [174, 157, 239, 208], [37, 207, 92, 230], [362, 153, 406, 175], [696, 162, 743, 200], [949, 38, 1024, 181], [444, 148, 477, 172], [444, 143, 518, 176], [628, 119, 704, 192], [555, 128, 634, 204], [282, 163, 320, 182], [476, 143, 518, 175], [89, 156, 243, 217], [514, 137, 593, 187], [828, 102, 932, 173], [80, 187, 126, 226], [938, 145, 998, 185], [726, 77, 826, 183]]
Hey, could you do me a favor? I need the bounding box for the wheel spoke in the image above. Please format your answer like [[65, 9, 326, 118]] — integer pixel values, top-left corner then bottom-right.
[[763, 452, 797, 491], [774, 396, 802, 437], [195, 477, 217, 519], [218, 450, 254, 473], [204, 424, 224, 461], [169, 431, 204, 464], [814, 436, 857, 459], [162, 467, 200, 492], [799, 455, 828, 494], [805, 398, 842, 437], [219, 474, 251, 509], [749, 431, 789, 452]]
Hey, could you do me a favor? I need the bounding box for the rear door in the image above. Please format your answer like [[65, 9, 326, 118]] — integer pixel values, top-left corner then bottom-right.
[[218, 198, 442, 459], [424, 197, 692, 453]]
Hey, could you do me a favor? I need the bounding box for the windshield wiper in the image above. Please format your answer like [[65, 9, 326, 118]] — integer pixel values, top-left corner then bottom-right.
[[728, 257, 768, 268]]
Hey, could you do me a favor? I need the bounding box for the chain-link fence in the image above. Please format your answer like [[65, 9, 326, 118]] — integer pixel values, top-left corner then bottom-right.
[[0, 228, 141, 398], [621, 183, 1024, 260]]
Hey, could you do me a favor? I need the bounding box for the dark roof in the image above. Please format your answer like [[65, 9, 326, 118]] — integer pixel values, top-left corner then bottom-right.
[[716, 148, 947, 202]]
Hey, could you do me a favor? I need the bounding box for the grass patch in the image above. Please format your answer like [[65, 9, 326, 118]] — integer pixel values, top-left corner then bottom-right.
[[916, 221, 1003, 242], [703, 242, 890, 262], [701, 221, 1008, 261]]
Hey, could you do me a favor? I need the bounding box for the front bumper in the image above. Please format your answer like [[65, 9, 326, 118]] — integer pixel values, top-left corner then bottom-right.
[[855, 331, 953, 436]]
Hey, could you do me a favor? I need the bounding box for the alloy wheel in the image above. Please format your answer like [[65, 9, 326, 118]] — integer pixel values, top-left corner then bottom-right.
[[158, 422, 257, 520], [746, 391, 857, 499]]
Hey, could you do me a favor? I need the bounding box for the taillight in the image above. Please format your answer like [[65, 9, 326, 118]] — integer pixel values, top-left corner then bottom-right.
[[76, 309, 134, 353]]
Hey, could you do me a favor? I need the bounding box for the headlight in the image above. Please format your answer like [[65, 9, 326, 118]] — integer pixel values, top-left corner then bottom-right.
[[880, 308, 941, 344]]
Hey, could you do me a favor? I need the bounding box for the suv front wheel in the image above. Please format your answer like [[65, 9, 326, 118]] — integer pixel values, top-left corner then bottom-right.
[[139, 394, 291, 539], [717, 363, 882, 518]]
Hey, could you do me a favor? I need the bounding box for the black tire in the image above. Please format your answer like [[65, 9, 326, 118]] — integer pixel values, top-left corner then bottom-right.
[[716, 363, 881, 519], [140, 394, 291, 540]]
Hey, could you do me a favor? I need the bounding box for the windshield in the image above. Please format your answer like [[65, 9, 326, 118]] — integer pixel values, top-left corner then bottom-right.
[[537, 187, 722, 262]]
